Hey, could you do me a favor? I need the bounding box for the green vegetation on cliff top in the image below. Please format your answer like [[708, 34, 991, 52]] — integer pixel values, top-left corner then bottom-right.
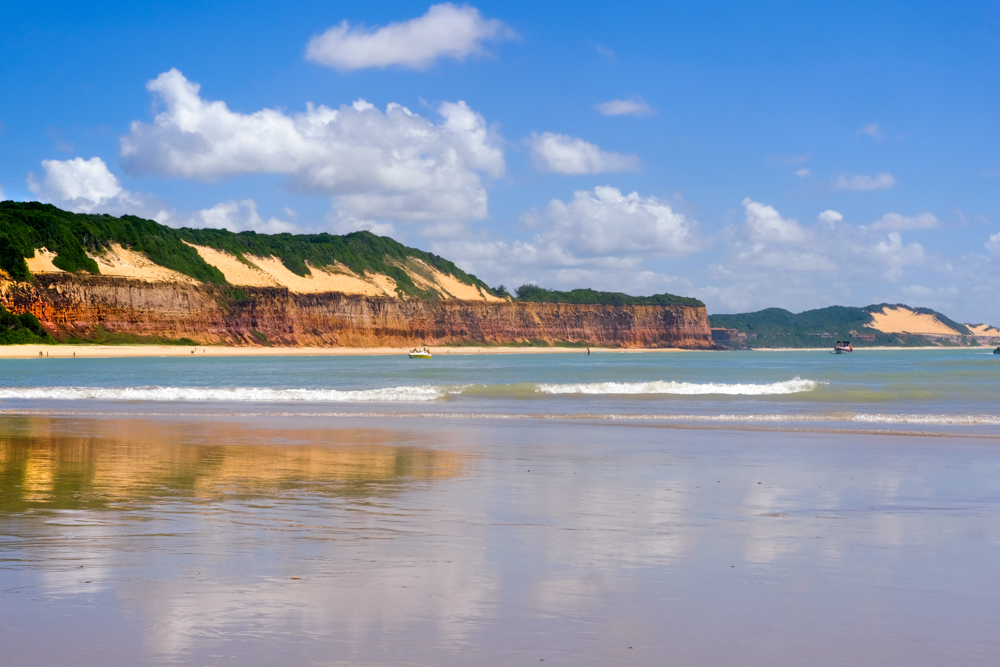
[[709, 304, 974, 348], [514, 284, 704, 308], [0, 201, 488, 298], [0, 202, 704, 307]]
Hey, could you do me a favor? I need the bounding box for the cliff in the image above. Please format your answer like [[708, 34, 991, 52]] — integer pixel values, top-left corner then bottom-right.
[[2, 274, 713, 348]]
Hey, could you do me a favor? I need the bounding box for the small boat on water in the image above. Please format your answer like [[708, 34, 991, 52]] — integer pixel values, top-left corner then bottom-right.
[[408, 348, 432, 359], [834, 340, 853, 354], [994, 346, 1000, 355]]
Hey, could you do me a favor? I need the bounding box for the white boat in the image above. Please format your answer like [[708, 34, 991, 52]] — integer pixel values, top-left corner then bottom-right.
[[834, 340, 853, 354], [408, 348, 432, 359]]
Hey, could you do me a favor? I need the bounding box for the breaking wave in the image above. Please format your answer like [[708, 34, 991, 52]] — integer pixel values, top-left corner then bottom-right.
[[0, 377, 823, 403], [0, 385, 466, 403], [535, 378, 822, 395]]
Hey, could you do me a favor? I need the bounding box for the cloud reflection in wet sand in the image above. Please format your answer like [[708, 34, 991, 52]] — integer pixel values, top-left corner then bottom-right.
[[2, 416, 1000, 665]]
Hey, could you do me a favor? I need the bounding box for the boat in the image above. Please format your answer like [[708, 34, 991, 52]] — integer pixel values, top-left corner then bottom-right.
[[408, 348, 432, 359], [834, 340, 853, 354], [994, 347, 1000, 355]]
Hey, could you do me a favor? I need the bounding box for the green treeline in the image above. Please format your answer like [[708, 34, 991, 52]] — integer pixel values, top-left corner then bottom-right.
[[513, 284, 705, 307], [709, 304, 971, 348], [0, 201, 490, 298]]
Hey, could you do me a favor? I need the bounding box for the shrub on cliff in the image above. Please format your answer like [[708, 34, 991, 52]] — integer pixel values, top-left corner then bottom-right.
[[0, 305, 52, 344]]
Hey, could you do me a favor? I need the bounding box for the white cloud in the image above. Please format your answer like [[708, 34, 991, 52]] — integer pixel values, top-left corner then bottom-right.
[[28, 157, 123, 211], [818, 210, 843, 224], [431, 187, 698, 287], [834, 172, 896, 191], [862, 231, 925, 280], [27, 156, 296, 234], [986, 232, 1000, 255], [741, 197, 807, 244], [867, 212, 940, 231], [120, 69, 504, 223], [188, 200, 297, 234], [594, 98, 656, 117], [304, 3, 513, 72], [527, 132, 640, 175], [856, 122, 884, 142], [795, 168, 811, 177]]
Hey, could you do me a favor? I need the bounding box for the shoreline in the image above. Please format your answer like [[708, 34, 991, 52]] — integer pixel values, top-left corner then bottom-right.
[[0, 344, 698, 359], [0, 344, 989, 359]]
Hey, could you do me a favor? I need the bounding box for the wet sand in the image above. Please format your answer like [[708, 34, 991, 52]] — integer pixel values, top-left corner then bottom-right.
[[0, 344, 692, 359], [2, 413, 999, 665]]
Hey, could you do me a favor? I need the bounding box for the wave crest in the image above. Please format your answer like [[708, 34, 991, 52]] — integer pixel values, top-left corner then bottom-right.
[[0, 385, 465, 403], [535, 377, 821, 396]]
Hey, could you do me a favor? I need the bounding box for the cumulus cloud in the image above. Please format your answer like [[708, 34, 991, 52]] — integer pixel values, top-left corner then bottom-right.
[[862, 231, 925, 280], [594, 98, 656, 117], [304, 3, 513, 72], [741, 197, 807, 244], [430, 186, 698, 287], [527, 132, 640, 174], [26, 156, 153, 215], [818, 210, 843, 224], [27, 156, 295, 234], [856, 122, 884, 141], [834, 172, 896, 191], [187, 200, 297, 234], [119, 69, 504, 223], [867, 212, 940, 231]]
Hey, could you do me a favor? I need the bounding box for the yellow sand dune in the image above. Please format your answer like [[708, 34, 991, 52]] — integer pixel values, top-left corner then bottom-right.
[[965, 323, 1000, 336], [25, 248, 64, 274], [88, 243, 199, 284], [867, 305, 961, 335], [23, 242, 499, 301]]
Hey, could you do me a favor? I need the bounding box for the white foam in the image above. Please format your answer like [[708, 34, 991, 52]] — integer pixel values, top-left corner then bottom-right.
[[535, 377, 822, 396], [0, 385, 465, 403]]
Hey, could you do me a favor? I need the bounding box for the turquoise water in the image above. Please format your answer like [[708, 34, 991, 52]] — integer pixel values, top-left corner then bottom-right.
[[2, 349, 998, 431]]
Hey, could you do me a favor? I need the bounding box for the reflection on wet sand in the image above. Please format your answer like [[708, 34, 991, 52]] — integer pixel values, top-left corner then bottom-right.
[[2, 416, 1000, 666], [0, 415, 468, 511]]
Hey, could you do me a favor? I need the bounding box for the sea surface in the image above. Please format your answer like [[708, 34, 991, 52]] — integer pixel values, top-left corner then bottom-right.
[[2, 349, 1000, 665], [1, 348, 999, 433]]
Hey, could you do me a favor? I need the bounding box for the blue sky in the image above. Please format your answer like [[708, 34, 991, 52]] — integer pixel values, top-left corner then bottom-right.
[[2, 1, 999, 321]]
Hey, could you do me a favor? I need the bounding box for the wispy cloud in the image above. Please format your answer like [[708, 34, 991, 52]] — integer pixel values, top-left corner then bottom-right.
[[594, 97, 656, 117], [795, 168, 811, 178], [867, 212, 940, 231], [527, 132, 640, 174], [305, 3, 515, 72], [592, 43, 616, 61], [833, 172, 896, 191], [856, 122, 884, 142]]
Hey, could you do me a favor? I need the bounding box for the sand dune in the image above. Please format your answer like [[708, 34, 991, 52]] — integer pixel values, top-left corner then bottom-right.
[[25, 248, 64, 274], [867, 305, 960, 335], [965, 323, 1000, 336], [89, 243, 200, 284]]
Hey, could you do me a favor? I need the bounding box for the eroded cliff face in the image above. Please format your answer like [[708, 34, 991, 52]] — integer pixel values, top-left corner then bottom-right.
[[3, 274, 714, 349]]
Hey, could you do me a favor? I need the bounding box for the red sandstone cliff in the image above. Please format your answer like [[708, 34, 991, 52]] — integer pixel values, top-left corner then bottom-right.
[[2, 274, 714, 349]]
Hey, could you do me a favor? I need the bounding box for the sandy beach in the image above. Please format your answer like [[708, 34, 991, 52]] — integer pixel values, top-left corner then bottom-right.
[[0, 344, 693, 359]]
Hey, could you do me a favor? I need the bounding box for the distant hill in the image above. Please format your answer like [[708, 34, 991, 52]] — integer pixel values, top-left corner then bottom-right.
[[709, 304, 995, 349]]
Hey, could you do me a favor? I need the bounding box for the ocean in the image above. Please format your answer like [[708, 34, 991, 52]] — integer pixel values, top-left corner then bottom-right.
[[1, 348, 999, 432], [2, 349, 999, 665]]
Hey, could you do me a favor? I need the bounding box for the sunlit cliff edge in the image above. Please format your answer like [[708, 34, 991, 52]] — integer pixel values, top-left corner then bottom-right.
[[0, 202, 714, 349]]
